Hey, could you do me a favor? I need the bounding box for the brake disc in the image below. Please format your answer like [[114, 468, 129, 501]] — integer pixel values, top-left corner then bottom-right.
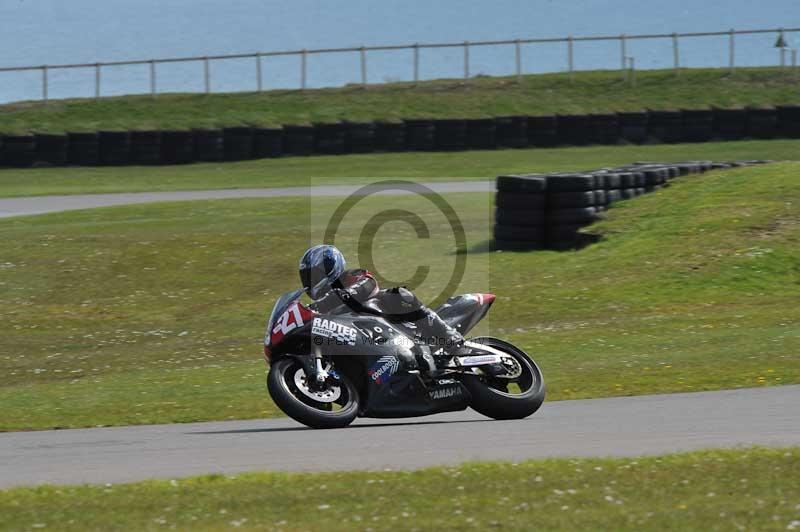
[[293, 368, 342, 403]]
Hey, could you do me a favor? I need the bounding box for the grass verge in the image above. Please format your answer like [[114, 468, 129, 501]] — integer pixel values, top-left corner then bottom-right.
[[0, 139, 799, 198], [0, 162, 798, 430], [1, 447, 799, 531], [2, 68, 799, 134]]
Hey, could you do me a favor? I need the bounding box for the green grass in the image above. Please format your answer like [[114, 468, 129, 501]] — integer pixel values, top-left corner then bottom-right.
[[1, 161, 799, 430], [2, 447, 799, 531], [1, 139, 799, 198], [2, 68, 799, 134]]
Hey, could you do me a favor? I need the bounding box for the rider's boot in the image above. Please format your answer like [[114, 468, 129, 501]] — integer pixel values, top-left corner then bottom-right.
[[417, 308, 464, 370]]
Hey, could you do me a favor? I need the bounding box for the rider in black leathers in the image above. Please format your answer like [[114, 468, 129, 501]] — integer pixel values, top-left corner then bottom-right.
[[299, 245, 464, 362]]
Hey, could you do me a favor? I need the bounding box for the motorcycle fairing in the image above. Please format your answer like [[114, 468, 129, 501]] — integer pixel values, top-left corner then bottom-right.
[[435, 293, 495, 335]]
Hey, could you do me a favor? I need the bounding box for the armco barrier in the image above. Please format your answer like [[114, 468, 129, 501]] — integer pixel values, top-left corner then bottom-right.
[[493, 160, 771, 252], [0, 107, 796, 168]]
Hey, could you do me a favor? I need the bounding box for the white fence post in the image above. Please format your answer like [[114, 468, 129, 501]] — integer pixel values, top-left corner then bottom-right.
[[255, 53, 263, 92], [463, 41, 470, 83], [413, 43, 419, 85], [515, 39, 522, 82], [567, 35, 574, 81], [41, 65, 48, 103], [729, 29, 736, 73], [672, 33, 680, 76], [149, 60, 156, 97], [360, 47, 367, 88], [300, 50, 307, 90], [203, 57, 210, 94], [94, 63, 101, 99], [779, 29, 786, 69], [620, 34, 627, 80]]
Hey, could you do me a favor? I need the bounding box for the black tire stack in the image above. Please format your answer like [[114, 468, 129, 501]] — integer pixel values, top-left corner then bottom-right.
[[253, 127, 284, 158], [345, 122, 376, 153], [545, 174, 601, 250], [160, 130, 194, 164], [404, 119, 435, 151], [495, 116, 527, 148], [466, 118, 496, 149], [374, 121, 406, 152], [314, 123, 347, 155], [647, 110, 682, 143], [557, 114, 591, 146], [0, 106, 797, 169], [0, 135, 36, 167], [589, 114, 620, 145], [493, 174, 547, 250], [67, 132, 100, 166], [618, 111, 649, 144], [777, 105, 800, 138], [713, 108, 747, 140], [130, 131, 163, 165], [223, 127, 254, 161], [746, 108, 778, 139], [193, 129, 224, 162], [34, 133, 68, 166], [527, 115, 559, 147], [99, 131, 131, 166], [283, 125, 315, 156], [681, 109, 714, 143], [492, 160, 770, 252], [433, 119, 467, 151]]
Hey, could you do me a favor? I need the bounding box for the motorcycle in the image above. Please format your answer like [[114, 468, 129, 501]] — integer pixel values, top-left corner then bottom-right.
[[263, 289, 545, 429]]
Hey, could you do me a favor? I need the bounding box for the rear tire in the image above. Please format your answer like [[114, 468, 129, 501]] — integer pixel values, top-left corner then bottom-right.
[[267, 357, 359, 429], [461, 337, 545, 420]]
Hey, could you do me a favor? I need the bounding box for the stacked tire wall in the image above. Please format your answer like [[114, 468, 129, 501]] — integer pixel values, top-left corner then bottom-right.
[[493, 160, 769, 252], [1, 106, 799, 168]]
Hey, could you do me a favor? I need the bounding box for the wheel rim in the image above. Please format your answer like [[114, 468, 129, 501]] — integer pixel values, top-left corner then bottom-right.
[[281, 361, 353, 413], [293, 368, 342, 403], [479, 346, 538, 397]]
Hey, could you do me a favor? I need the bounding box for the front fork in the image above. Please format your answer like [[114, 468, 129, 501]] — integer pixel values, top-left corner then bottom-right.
[[299, 347, 334, 387]]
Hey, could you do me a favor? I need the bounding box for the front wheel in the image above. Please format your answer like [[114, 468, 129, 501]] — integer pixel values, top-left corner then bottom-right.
[[461, 337, 545, 420], [267, 357, 360, 429]]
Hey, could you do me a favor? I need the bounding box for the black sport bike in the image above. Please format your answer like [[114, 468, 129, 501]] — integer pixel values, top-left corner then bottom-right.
[[263, 289, 545, 429]]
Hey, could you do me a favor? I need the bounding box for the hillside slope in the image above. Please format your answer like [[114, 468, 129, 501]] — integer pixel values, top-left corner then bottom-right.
[[1, 68, 799, 133]]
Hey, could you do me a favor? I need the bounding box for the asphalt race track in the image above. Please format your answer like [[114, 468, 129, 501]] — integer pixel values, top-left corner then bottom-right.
[[1, 385, 798, 488], [0, 181, 494, 218]]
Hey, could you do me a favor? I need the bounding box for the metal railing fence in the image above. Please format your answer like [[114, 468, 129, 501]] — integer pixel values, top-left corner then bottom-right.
[[1, 26, 798, 103]]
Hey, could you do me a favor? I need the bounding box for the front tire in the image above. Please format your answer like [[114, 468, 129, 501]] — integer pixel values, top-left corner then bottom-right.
[[267, 357, 360, 429], [461, 337, 545, 420]]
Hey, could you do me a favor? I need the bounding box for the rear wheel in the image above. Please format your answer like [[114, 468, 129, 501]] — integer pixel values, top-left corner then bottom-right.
[[267, 357, 359, 429], [461, 337, 545, 420]]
